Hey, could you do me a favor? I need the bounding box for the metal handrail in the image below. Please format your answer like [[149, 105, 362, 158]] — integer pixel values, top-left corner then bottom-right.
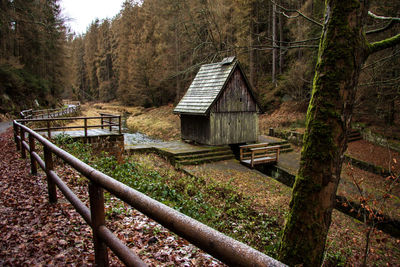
[[18, 114, 122, 138], [13, 120, 285, 267], [20, 103, 81, 119]]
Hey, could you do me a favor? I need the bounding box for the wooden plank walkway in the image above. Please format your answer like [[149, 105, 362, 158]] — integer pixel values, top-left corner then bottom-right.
[[39, 129, 121, 138], [239, 143, 280, 168]]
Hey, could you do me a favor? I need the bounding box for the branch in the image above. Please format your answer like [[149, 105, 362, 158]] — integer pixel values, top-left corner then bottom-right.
[[368, 11, 400, 21], [261, 36, 321, 44], [281, 12, 299, 19], [270, 0, 323, 28], [357, 76, 400, 87], [248, 44, 319, 50], [368, 33, 400, 55], [362, 49, 400, 70], [366, 20, 396, 35]]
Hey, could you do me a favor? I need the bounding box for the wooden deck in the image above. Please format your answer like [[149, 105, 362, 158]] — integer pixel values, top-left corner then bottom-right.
[[39, 129, 121, 139]]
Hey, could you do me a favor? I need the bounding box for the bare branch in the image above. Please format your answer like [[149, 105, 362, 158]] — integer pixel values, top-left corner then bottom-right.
[[358, 76, 400, 87], [366, 20, 396, 35], [362, 49, 400, 70], [368, 11, 400, 21], [262, 36, 321, 45], [270, 0, 323, 27], [249, 44, 319, 50], [281, 12, 299, 19]]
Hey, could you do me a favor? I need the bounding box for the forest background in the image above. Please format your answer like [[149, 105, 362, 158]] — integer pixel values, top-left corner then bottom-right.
[[1, 0, 399, 127]]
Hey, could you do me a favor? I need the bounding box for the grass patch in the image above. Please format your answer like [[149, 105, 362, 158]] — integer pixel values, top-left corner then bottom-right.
[[126, 105, 180, 140], [54, 135, 282, 256], [53, 133, 400, 266]]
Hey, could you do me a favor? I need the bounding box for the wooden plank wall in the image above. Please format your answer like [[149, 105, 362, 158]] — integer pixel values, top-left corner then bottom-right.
[[180, 115, 210, 143], [179, 67, 259, 145], [211, 68, 258, 113], [209, 112, 258, 145]]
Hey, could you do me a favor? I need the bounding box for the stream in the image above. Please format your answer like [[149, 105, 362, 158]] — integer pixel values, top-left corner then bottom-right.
[[121, 114, 162, 145], [123, 132, 160, 145]]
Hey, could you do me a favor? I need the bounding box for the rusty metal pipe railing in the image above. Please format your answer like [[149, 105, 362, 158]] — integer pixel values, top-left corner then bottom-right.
[[20, 105, 80, 120], [19, 114, 122, 138], [33, 124, 119, 132], [48, 170, 92, 225], [14, 120, 146, 267], [98, 226, 147, 267], [32, 151, 45, 170], [18, 115, 118, 123], [21, 139, 30, 153], [13, 120, 285, 267]]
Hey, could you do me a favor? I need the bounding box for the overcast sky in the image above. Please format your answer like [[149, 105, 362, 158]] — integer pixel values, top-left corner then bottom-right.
[[60, 0, 126, 34]]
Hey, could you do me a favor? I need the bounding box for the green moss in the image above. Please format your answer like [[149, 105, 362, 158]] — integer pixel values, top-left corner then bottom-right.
[[278, 1, 371, 265]]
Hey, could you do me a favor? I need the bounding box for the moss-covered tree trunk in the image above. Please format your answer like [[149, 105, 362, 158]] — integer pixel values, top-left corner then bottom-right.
[[278, 1, 400, 266]]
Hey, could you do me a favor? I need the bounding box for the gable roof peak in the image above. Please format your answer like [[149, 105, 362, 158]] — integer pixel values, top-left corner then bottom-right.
[[220, 56, 236, 65], [174, 56, 256, 115]]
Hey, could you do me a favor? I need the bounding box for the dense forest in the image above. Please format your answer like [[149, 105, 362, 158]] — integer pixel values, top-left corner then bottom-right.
[[0, 0, 66, 113], [0, 0, 398, 125], [66, 0, 323, 108], [65, 0, 399, 125]]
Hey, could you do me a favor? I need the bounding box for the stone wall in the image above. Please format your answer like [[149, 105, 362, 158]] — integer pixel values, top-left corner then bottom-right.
[[75, 134, 124, 162], [356, 127, 400, 153], [270, 129, 304, 146]]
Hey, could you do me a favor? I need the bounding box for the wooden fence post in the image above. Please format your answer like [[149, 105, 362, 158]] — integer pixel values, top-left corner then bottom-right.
[[44, 146, 57, 203], [84, 118, 88, 139], [108, 117, 112, 132], [47, 120, 51, 139], [118, 116, 122, 134], [20, 127, 26, 159], [101, 115, 104, 130], [269, 128, 275, 137], [14, 122, 20, 151], [29, 133, 37, 175], [89, 182, 109, 267]]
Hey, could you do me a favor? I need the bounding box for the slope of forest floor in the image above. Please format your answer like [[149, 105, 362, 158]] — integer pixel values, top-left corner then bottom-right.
[[0, 129, 223, 266], [5, 102, 399, 265], [80, 101, 309, 140]]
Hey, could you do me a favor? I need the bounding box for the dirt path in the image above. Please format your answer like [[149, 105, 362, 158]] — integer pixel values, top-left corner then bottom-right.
[[0, 129, 224, 266], [0, 121, 11, 134], [0, 129, 96, 265]]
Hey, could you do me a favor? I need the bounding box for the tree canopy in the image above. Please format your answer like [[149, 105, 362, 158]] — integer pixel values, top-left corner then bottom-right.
[[0, 0, 67, 113]]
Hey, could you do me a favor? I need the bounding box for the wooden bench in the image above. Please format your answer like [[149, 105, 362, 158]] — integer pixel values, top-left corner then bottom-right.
[[239, 143, 280, 168]]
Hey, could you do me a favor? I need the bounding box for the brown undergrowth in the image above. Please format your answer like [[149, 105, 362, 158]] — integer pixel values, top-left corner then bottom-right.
[[132, 152, 400, 266], [259, 101, 307, 135], [347, 140, 400, 173], [0, 129, 222, 266], [126, 105, 180, 141], [70, 102, 181, 141], [17, 101, 399, 265]]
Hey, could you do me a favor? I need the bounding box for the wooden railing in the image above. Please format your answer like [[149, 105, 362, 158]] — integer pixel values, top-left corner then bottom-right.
[[18, 114, 121, 139], [62, 99, 81, 106], [240, 143, 280, 168], [20, 103, 81, 120], [13, 120, 285, 267]]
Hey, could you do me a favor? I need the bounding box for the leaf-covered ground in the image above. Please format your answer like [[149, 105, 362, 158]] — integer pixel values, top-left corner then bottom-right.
[[0, 129, 95, 265], [347, 139, 400, 173], [0, 129, 223, 266]]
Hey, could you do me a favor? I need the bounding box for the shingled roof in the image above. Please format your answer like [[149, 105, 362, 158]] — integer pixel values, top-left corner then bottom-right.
[[174, 56, 241, 115]]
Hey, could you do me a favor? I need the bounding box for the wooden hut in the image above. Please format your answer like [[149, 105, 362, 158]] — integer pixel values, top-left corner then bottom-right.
[[174, 57, 261, 145]]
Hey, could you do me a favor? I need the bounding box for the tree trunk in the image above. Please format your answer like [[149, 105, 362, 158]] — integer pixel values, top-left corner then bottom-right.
[[175, 23, 181, 103], [278, 1, 371, 266], [279, 2, 283, 75], [249, 11, 255, 88], [272, 3, 277, 86]]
